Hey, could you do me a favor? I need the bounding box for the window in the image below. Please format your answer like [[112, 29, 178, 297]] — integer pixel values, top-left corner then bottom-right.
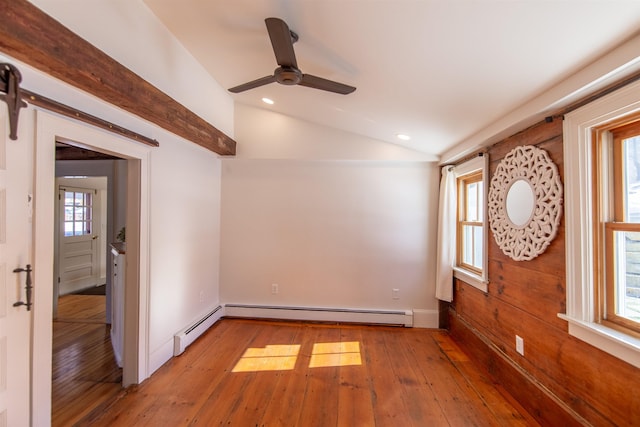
[[563, 78, 640, 369], [452, 155, 488, 292], [62, 189, 93, 236], [597, 120, 640, 334], [458, 171, 483, 274]]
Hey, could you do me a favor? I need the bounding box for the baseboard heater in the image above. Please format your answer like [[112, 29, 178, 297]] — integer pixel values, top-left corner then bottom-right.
[[224, 304, 413, 327], [173, 305, 224, 356]]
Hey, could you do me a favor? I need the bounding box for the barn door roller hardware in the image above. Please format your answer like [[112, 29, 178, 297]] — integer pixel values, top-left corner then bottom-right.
[[0, 63, 27, 140], [0, 62, 159, 146]]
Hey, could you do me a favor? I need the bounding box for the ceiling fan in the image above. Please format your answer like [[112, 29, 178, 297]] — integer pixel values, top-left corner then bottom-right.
[[228, 17, 356, 95]]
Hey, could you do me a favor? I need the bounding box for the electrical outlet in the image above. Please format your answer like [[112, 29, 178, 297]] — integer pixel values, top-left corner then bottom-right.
[[272, 283, 279, 294], [515, 335, 524, 356], [392, 288, 400, 300]]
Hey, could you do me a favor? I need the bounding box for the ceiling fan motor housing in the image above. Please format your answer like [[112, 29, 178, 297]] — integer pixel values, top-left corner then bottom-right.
[[275, 66, 302, 85]]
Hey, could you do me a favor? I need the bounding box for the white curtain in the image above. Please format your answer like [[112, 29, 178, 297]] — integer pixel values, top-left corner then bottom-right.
[[435, 166, 456, 302]]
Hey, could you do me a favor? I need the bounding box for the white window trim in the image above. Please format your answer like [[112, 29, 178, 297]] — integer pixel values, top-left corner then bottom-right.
[[453, 155, 489, 293], [563, 78, 640, 369]]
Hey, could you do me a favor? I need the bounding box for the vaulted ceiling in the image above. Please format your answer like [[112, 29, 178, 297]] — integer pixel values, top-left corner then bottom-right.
[[142, 0, 640, 159], [27, 0, 640, 160]]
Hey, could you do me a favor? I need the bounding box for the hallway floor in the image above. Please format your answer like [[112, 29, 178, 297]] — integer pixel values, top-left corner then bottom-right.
[[52, 294, 122, 427]]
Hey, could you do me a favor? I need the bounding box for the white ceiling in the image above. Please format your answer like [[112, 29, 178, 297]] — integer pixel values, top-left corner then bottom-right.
[[143, 1, 640, 158]]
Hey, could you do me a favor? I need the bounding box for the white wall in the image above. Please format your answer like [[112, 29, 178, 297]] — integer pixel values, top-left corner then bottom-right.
[[222, 105, 440, 322], [234, 104, 433, 161], [147, 137, 222, 365]]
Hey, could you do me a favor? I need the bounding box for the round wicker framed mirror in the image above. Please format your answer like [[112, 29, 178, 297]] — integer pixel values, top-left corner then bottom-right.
[[488, 145, 563, 261]]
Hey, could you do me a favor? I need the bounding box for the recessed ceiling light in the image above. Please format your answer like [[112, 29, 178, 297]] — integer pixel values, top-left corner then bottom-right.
[[396, 134, 411, 141], [262, 97, 274, 105]]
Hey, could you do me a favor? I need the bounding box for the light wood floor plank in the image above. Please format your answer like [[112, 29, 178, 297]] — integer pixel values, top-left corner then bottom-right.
[[336, 327, 376, 427], [382, 329, 449, 426], [259, 325, 310, 426]]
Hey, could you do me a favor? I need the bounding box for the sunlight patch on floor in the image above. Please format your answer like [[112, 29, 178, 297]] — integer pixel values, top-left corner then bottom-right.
[[232, 344, 300, 372], [309, 341, 362, 368], [232, 341, 362, 372]]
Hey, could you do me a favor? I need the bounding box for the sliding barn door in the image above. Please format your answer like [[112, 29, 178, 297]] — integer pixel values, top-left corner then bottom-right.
[[0, 102, 32, 425]]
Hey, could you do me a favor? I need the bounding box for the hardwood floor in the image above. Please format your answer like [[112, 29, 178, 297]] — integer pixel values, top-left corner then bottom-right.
[[74, 318, 539, 427], [53, 294, 122, 427]]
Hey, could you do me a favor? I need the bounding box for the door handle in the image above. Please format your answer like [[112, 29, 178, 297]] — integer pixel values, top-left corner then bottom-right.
[[13, 264, 32, 311]]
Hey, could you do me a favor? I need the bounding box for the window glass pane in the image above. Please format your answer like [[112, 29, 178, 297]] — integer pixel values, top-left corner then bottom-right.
[[473, 226, 483, 269], [477, 181, 484, 221], [624, 136, 640, 223], [462, 225, 483, 268], [466, 182, 478, 221], [62, 190, 93, 237], [462, 225, 473, 265], [613, 231, 640, 323], [74, 207, 84, 221]]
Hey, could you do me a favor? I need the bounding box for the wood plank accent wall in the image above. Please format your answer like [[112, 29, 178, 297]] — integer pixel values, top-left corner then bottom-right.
[[0, 0, 236, 156], [449, 117, 640, 426]]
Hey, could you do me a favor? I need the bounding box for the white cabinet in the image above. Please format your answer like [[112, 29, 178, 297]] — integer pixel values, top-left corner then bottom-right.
[[110, 243, 126, 367]]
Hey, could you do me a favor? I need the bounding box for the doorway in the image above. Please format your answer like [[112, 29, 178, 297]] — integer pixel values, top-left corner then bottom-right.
[[52, 146, 126, 424], [32, 109, 152, 426]]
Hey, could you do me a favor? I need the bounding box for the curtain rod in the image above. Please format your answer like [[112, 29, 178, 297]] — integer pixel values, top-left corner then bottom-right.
[[441, 150, 487, 170]]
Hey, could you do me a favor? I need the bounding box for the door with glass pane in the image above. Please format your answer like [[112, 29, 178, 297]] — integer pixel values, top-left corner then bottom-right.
[[58, 186, 100, 294]]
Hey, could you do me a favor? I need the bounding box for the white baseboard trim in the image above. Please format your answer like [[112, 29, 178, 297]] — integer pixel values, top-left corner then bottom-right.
[[224, 304, 413, 327], [149, 339, 174, 376], [411, 309, 440, 328]]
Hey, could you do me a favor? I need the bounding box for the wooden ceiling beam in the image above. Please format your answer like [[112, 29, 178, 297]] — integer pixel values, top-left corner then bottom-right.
[[0, 0, 236, 156]]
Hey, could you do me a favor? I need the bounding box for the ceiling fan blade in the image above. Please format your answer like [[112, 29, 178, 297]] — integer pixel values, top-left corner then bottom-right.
[[228, 75, 276, 93], [299, 74, 356, 95], [265, 17, 298, 68]]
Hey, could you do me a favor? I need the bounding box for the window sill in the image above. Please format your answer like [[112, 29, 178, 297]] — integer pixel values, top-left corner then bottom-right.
[[453, 267, 488, 293], [558, 313, 640, 369]]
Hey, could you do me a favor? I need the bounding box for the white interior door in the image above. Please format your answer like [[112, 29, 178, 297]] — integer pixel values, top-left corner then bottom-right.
[[58, 186, 100, 295], [0, 105, 32, 424]]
